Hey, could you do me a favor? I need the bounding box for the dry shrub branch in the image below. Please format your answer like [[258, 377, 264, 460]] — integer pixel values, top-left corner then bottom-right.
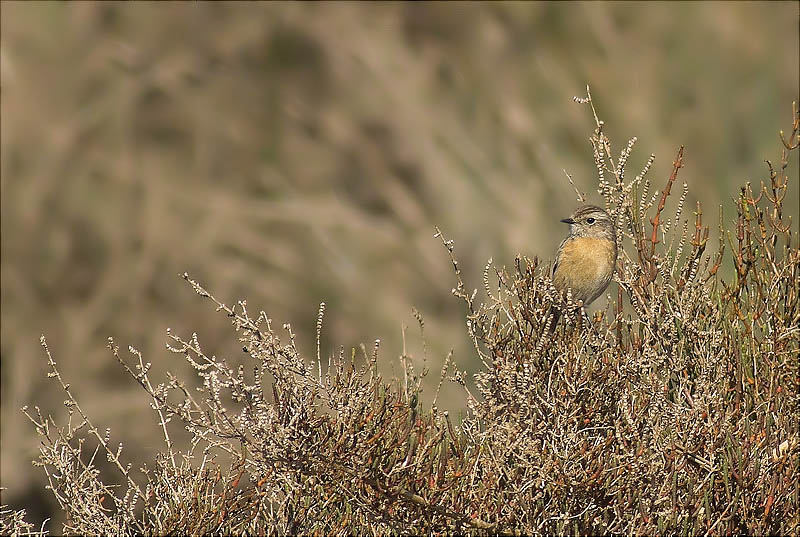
[[6, 94, 799, 535]]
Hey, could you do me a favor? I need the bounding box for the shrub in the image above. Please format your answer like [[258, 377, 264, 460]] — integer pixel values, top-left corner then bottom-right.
[[6, 92, 799, 535]]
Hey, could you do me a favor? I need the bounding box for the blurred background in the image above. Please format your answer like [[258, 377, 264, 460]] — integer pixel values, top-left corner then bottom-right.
[[2, 1, 798, 527]]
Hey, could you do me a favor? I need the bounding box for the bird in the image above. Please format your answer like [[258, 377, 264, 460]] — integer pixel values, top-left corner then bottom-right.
[[548, 204, 617, 331]]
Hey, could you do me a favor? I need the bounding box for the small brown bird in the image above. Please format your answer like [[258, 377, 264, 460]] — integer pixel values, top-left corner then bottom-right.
[[550, 204, 617, 328]]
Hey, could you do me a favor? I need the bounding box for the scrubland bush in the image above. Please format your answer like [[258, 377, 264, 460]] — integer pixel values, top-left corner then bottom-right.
[[4, 94, 799, 535]]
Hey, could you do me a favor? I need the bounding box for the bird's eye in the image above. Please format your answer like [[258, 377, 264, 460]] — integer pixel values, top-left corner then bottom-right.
[[586, 217, 596, 224]]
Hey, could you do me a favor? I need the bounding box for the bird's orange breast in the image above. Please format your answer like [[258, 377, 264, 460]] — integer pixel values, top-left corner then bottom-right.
[[553, 237, 617, 304]]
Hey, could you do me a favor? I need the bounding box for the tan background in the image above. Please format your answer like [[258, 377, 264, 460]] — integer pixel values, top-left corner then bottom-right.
[[2, 1, 798, 526]]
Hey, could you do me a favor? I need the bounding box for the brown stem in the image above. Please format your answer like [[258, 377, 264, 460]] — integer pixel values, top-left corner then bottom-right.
[[648, 146, 684, 282]]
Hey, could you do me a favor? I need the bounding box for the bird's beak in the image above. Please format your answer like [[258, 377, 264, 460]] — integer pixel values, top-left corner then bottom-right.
[[560, 217, 575, 224]]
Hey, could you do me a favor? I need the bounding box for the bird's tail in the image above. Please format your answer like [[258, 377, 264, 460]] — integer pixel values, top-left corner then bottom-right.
[[546, 306, 560, 335]]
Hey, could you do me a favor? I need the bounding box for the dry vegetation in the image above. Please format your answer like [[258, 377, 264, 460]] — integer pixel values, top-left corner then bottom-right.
[[4, 95, 798, 535], [3, 4, 799, 527]]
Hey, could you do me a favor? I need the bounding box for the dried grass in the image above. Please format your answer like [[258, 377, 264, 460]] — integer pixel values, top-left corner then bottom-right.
[[4, 94, 798, 535]]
